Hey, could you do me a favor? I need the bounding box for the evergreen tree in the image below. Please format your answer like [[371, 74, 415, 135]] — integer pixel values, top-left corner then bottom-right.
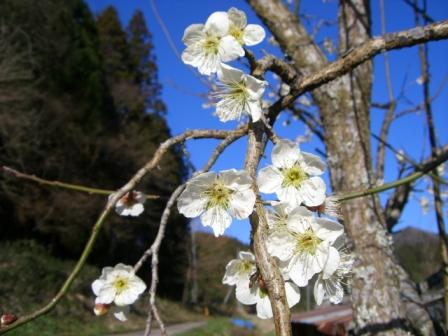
[[0, 0, 189, 300]]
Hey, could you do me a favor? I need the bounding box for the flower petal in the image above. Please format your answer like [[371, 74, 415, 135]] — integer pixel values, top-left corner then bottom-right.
[[285, 282, 301, 308], [200, 206, 232, 237], [228, 7, 247, 29], [239, 251, 255, 262], [229, 189, 256, 219], [219, 169, 252, 190], [297, 176, 326, 207], [246, 100, 263, 122], [312, 218, 344, 244], [256, 295, 273, 319], [314, 278, 325, 305], [258, 166, 283, 194], [272, 140, 302, 169], [218, 63, 244, 84], [321, 246, 340, 278], [112, 306, 129, 322], [92, 279, 105, 296], [243, 24, 265, 46], [235, 280, 258, 305], [205, 11, 229, 36], [267, 231, 295, 261], [219, 36, 244, 62], [245, 75, 267, 99], [182, 24, 205, 45], [301, 152, 326, 176]]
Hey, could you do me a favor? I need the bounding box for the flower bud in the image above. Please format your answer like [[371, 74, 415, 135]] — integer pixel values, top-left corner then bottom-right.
[[1, 313, 18, 327], [93, 303, 110, 316]]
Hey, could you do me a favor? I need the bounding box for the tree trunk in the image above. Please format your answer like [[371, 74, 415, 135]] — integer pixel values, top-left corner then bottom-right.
[[247, 0, 435, 334]]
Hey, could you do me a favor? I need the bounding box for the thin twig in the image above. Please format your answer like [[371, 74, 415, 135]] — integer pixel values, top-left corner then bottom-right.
[[1, 165, 159, 199]]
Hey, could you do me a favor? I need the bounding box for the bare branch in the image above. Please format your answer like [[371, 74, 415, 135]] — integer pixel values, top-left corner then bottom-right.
[[384, 145, 448, 230]]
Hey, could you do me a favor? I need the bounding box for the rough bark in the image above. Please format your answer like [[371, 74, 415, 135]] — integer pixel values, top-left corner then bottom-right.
[[247, 0, 434, 334]]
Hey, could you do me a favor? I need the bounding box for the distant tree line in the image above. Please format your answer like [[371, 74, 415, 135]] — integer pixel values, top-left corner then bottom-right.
[[0, 0, 189, 300]]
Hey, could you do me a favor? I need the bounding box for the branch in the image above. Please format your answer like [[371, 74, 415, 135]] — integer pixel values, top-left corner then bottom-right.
[[269, 19, 448, 118], [132, 132, 246, 336], [338, 147, 448, 202], [385, 145, 448, 230], [0, 126, 248, 335], [0, 165, 159, 199]]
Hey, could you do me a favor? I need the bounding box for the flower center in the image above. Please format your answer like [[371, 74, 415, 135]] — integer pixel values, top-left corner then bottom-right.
[[113, 276, 129, 295], [282, 165, 308, 188], [229, 25, 244, 44], [203, 35, 220, 55], [295, 229, 322, 255], [237, 260, 254, 275], [204, 181, 233, 209]]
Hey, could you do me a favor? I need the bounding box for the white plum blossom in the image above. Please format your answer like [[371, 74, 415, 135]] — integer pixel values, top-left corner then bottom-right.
[[177, 169, 256, 237], [226, 7, 265, 46], [236, 277, 301, 319], [258, 139, 327, 207], [222, 251, 300, 319], [267, 206, 343, 287], [109, 191, 145, 217], [92, 264, 146, 313], [314, 247, 353, 305], [222, 251, 257, 285], [214, 64, 267, 122], [182, 12, 244, 75]]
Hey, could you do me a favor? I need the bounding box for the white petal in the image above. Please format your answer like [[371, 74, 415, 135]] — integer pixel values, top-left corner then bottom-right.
[[223, 260, 242, 285], [200, 207, 232, 237], [229, 189, 256, 219], [302, 152, 326, 176], [312, 218, 344, 243], [219, 36, 244, 62], [256, 295, 273, 319], [97, 284, 116, 304], [267, 231, 295, 261], [115, 291, 138, 306], [228, 7, 247, 29], [219, 169, 252, 190], [243, 24, 265, 46], [258, 166, 283, 194], [287, 207, 312, 233], [246, 100, 263, 122], [285, 282, 301, 308], [329, 282, 345, 304], [114, 264, 134, 273], [313, 278, 325, 305], [177, 173, 215, 218], [235, 280, 258, 305], [216, 99, 243, 122], [277, 185, 303, 206], [182, 24, 205, 45], [239, 251, 255, 262], [272, 140, 301, 169], [218, 63, 244, 84], [321, 246, 340, 278], [205, 11, 229, 36], [92, 279, 105, 296], [245, 75, 267, 99], [112, 307, 128, 322], [128, 276, 147, 295], [298, 176, 326, 207], [289, 252, 325, 287]]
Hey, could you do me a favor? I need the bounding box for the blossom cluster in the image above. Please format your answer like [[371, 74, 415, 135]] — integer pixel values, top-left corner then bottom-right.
[[93, 7, 352, 324], [176, 8, 353, 320]]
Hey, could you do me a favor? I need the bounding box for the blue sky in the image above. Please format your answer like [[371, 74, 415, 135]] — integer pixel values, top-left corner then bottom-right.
[[87, 0, 447, 243]]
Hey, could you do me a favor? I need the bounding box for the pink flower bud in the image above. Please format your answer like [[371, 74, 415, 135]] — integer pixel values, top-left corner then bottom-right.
[[1, 313, 18, 327]]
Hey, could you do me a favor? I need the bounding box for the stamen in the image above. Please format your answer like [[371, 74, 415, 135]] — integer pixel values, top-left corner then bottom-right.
[[282, 165, 308, 189], [203, 181, 233, 209], [295, 229, 322, 255]]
